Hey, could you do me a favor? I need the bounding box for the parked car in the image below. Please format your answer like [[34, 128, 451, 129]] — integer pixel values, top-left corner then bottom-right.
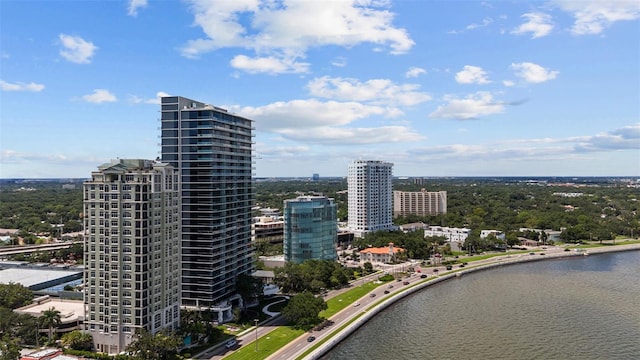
[[420, 274, 427, 278], [225, 339, 237, 349], [446, 265, 453, 270]]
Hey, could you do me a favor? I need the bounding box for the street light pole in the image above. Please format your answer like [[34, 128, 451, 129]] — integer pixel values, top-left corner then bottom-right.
[[254, 319, 259, 352]]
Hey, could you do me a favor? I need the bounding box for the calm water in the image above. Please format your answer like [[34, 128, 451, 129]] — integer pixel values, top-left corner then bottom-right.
[[322, 251, 640, 360]]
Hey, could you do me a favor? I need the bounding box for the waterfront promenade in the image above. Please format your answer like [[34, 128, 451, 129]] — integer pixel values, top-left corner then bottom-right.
[[276, 242, 640, 360], [204, 241, 640, 360]]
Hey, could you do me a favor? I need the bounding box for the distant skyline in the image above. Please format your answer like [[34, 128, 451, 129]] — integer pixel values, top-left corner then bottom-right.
[[1, 0, 639, 178]]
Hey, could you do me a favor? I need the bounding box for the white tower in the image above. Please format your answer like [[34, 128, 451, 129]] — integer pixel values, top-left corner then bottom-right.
[[347, 160, 394, 237]]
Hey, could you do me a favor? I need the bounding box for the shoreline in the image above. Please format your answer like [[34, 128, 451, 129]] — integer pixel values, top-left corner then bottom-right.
[[304, 242, 640, 360]]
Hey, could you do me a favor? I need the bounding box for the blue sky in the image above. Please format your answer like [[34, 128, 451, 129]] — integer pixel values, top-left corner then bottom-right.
[[1, 0, 639, 178]]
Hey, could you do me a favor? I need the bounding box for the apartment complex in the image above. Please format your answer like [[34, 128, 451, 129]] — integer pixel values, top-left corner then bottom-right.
[[283, 196, 337, 263], [347, 160, 394, 237], [160, 96, 254, 317], [83, 159, 181, 354], [393, 189, 447, 217]]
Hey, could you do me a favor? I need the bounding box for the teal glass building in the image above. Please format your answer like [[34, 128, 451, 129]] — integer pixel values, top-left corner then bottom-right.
[[283, 196, 337, 263]]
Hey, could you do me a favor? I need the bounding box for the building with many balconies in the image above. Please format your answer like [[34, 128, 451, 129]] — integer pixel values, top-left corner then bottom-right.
[[83, 159, 181, 354], [160, 96, 254, 320], [393, 189, 447, 217], [347, 160, 394, 238]]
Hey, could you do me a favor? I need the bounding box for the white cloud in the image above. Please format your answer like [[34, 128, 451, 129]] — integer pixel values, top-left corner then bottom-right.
[[127, 0, 148, 17], [331, 57, 347, 67], [256, 143, 310, 157], [503, 80, 515, 87], [238, 99, 396, 131], [82, 89, 117, 103], [466, 17, 493, 30], [59, 34, 97, 64], [307, 76, 431, 106], [181, 0, 414, 73], [230, 55, 310, 74], [429, 92, 504, 120], [409, 124, 640, 163], [511, 12, 554, 38], [555, 0, 640, 35], [574, 123, 640, 152], [1, 80, 45, 92], [278, 125, 424, 145], [455, 65, 490, 84], [405, 67, 426, 78], [511, 62, 558, 83], [130, 91, 170, 105]]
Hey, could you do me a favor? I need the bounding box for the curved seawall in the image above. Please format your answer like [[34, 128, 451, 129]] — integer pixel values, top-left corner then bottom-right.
[[305, 243, 640, 360]]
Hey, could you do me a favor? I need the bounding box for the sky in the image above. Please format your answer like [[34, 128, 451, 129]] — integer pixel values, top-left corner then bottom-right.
[[1, 0, 639, 179]]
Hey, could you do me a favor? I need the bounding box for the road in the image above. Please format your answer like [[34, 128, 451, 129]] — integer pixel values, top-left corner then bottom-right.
[[203, 243, 625, 360]]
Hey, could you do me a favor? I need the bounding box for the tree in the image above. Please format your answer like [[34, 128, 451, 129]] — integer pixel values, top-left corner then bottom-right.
[[281, 292, 327, 330], [235, 273, 263, 304], [179, 310, 205, 342], [61, 330, 93, 351], [125, 328, 180, 360], [40, 307, 61, 343], [0, 282, 33, 309], [0, 335, 21, 360], [362, 262, 374, 275]]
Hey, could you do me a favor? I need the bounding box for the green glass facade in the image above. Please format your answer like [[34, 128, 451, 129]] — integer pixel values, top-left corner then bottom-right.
[[283, 196, 337, 264]]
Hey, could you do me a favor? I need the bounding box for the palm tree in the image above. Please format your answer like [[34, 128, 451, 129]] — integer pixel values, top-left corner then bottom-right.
[[40, 307, 61, 343]]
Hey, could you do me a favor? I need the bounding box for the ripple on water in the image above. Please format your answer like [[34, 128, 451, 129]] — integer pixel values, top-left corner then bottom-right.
[[321, 251, 640, 360]]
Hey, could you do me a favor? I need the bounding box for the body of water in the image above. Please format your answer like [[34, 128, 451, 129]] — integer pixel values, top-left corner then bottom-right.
[[321, 251, 640, 360]]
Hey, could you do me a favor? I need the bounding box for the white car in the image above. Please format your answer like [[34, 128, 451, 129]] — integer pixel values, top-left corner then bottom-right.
[[225, 339, 237, 349]]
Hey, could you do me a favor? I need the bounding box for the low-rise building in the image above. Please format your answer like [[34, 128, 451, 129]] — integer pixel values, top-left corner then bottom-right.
[[15, 296, 84, 337], [398, 222, 426, 233], [359, 243, 405, 263], [424, 226, 471, 243], [253, 216, 284, 244], [480, 230, 505, 240]]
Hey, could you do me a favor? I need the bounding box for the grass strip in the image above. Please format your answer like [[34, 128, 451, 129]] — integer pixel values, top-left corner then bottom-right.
[[223, 326, 304, 360]]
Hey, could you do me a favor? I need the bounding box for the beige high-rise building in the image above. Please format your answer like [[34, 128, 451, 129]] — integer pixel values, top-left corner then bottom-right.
[[393, 189, 447, 217], [83, 159, 181, 354]]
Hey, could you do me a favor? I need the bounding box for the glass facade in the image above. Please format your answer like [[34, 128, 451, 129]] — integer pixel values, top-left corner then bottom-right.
[[160, 96, 254, 308], [283, 196, 337, 264]]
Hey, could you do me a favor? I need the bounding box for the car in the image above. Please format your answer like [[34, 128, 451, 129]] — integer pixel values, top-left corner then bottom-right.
[[445, 265, 453, 270], [307, 336, 316, 342], [384, 290, 390, 294], [369, 293, 376, 298], [388, 284, 394, 288], [353, 302, 360, 307], [420, 274, 427, 278], [530, 252, 535, 255], [403, 281, 410, 285], [225, 339, 237, 349]]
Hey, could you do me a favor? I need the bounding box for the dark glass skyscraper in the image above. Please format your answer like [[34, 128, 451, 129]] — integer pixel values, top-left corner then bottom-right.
[[160, 96, 254, 313]]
